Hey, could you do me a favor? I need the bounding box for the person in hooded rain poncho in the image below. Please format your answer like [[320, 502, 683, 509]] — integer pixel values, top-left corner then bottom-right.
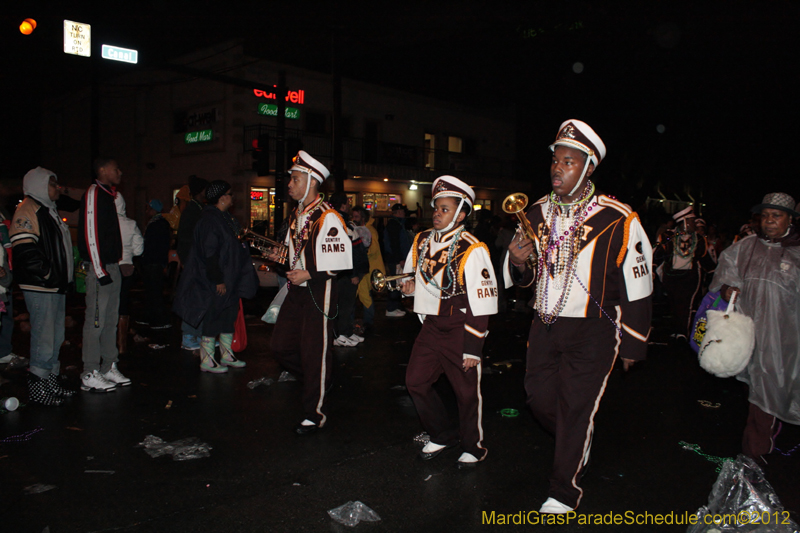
[[10, 167, 75, 405], [710, 192, 800, 464]]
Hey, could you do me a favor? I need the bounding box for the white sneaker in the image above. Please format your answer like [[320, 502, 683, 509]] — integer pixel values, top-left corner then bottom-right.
[[333, 335, 358, 347], [103, 363, 132, 387], [348, 333, 365, 343], [385, 309, 407, 318], [539, 497, 574, 514], [81, 370, 117, 392], [0, 353, 18, 364]]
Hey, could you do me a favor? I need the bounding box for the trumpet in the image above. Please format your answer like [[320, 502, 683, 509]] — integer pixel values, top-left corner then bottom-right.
[[502, 192, 538, 269], [243, 231, 289, 265], [371, 269, 415, 293]]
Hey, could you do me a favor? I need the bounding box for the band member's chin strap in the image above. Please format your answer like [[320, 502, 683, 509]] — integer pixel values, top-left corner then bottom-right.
[[298, 171, 314, 211], [567, 155, 593, 198], [436, 196, 467, 235]]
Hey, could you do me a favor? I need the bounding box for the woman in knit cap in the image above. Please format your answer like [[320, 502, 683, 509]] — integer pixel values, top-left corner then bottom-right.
[[173, 180, 258, 373]]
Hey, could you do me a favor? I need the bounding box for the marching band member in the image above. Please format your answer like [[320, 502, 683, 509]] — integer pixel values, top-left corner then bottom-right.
[[270, 151, 352, 435], [400, 176, 498, 468], [505, 120, 653, 513]]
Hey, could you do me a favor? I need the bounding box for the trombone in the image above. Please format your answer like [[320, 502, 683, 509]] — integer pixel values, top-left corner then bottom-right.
[[371, 269, 415, 292], [243, 231, 289, 265], [502, 192, 538, 269]]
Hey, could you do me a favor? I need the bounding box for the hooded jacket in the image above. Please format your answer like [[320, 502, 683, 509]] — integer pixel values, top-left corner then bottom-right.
[[10, 167, 74, 293]]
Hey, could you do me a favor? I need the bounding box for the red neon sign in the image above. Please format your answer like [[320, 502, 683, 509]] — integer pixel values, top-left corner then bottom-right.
[[253, 88, 305, 104]]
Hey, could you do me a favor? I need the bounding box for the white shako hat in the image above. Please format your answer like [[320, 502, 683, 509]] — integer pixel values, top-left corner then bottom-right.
[[673, 205, 696, 223], [289, 150, 330, 183], [549, 119, 607, 168], [431, 175, 476, 215]]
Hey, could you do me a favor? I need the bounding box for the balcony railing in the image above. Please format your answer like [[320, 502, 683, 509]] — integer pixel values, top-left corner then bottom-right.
[[243, 125, 516, 181]]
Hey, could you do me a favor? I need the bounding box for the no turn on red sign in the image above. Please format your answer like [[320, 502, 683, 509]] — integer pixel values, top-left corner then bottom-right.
[[64, 20, 91, 57]]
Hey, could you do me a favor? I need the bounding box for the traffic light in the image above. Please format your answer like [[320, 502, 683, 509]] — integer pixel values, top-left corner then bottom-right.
[[19, 18, 37, 35], [252, 133, 270, 175]]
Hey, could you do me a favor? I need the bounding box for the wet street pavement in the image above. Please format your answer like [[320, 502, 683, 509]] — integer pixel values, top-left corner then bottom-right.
[[1, 287, 799, 532]]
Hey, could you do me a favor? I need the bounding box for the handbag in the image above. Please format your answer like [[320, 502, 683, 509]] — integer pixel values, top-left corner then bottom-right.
[[689, 291, 725, 353], [231, 299, 247, 352], [261, 283, 288, 325], [697, 291, 755, 378]]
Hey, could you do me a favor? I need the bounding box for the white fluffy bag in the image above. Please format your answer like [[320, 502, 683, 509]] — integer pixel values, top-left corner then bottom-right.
[[698, 291, 755, 378]]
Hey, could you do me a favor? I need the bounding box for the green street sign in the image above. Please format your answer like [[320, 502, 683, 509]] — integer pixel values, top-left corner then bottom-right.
[[101, 44, 138, 64], [257, 104, 300, 120], [184, 129, 213, 144]]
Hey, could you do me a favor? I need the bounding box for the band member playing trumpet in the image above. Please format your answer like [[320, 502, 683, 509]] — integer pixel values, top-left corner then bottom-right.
[[269, 151, 352, 435], [505, 120, 653, 514], [400, 176, 498, 468]]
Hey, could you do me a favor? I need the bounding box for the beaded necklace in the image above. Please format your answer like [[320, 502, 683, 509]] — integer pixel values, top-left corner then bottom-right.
[[288, 199, 323, 276], [416, 226, 467, 300], [287, 198, 338, 319], [672, 231, 697, 259], [534, 182, 596, 324]]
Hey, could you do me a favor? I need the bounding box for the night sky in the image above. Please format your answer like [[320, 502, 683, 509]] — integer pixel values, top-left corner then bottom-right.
[[3, 0, 799, 229]]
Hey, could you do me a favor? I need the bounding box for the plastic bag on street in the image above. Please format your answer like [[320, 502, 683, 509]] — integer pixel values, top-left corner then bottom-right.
[[687, 455, 799, 532], [328, 501, 381, 527], [262, 284, 288, 324], [139, 435, 212, 461], [247, 377, 274, 389]]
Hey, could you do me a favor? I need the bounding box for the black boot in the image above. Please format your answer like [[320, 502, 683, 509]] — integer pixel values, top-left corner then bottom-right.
[[46, 374, 76, 398], [28, 373, 65, 406]]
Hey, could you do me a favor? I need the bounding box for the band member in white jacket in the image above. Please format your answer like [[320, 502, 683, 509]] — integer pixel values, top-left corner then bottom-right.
[[401, 176, 498, 468]]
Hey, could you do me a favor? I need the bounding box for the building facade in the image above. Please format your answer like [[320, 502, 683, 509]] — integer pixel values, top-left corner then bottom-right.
[[40, 41, 523, 234]]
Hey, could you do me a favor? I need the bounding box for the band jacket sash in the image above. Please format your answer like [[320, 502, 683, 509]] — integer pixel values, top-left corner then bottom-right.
[[502, 193, 654, 361], [403, 226, 498, 358]]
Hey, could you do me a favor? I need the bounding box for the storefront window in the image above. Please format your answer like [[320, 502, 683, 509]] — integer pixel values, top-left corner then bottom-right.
[[361, 193, 402, 212], [250, 187, 275, 235], [473, 199, 492, 213]]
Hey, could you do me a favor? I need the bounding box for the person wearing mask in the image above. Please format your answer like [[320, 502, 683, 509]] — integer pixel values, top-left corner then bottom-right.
[[653, 206, 715, 339], [114, 192, 144, 354], [11, 167, 75, 405], [173, 181, 258, 373]]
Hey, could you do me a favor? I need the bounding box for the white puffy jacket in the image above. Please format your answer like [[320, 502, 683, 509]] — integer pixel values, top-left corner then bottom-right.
[[115, 193, 144, 265]]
